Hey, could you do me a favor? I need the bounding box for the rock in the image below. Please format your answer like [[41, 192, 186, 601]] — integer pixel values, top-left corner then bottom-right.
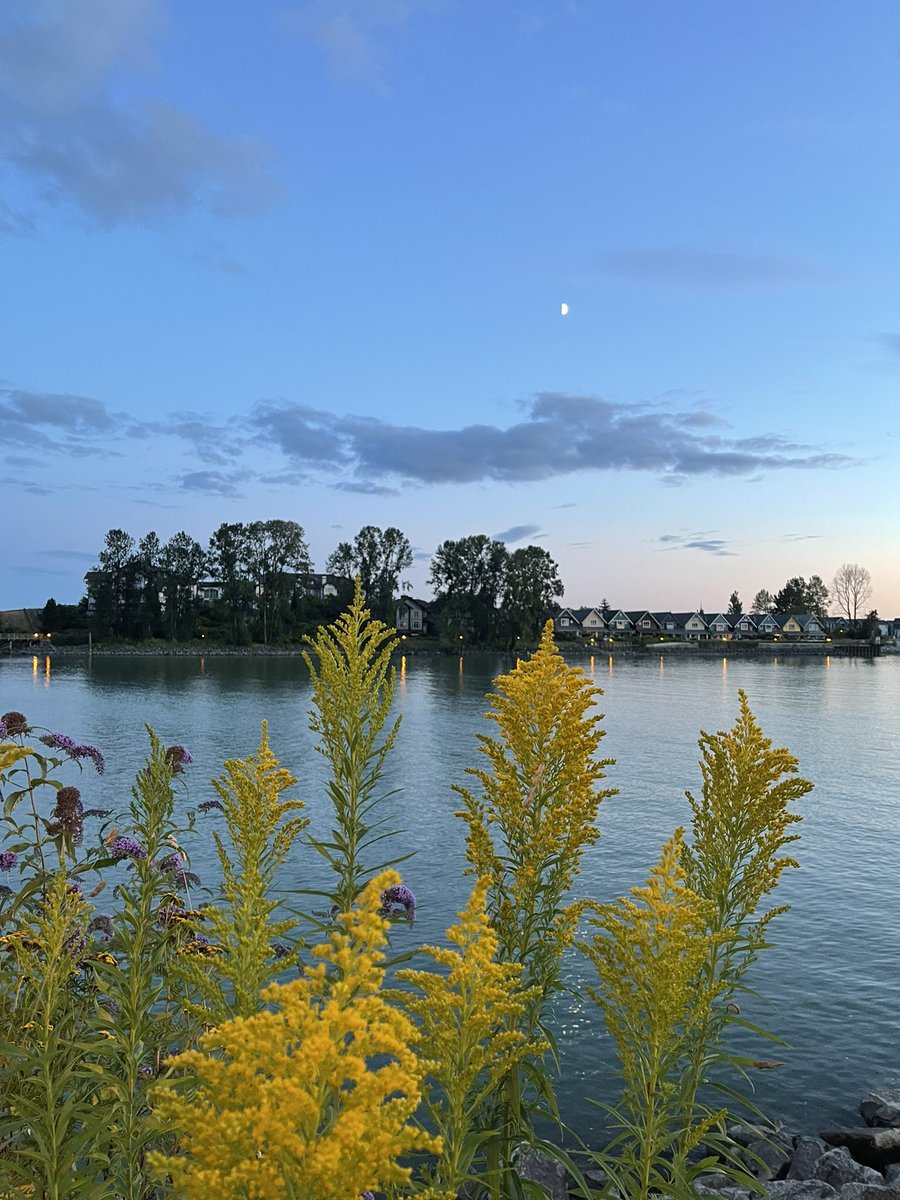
[[788, 1137, 831, 1180], [861, 1092, 900, 1130], [695, 1173, 738, 1191], [814, 1148, 884, 1188], [839, 1187, 900, 1200], [729, 1122, 777, 1148], [765, 1181, 839, 1200], [745, 1136, 793, 1181], [886, 1166, 900, 1188], [512, 1147, 568, 1200], [821, 1131, 900, 1171]]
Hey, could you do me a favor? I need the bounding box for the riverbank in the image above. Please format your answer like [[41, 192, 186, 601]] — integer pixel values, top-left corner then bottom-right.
[[9, 638, 890, 659]]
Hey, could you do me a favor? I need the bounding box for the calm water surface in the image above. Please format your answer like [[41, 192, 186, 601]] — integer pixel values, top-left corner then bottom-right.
[[2, 649, 898, 1142]]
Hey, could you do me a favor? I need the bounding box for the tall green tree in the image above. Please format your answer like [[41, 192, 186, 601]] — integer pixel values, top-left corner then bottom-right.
[[326, 526, 412, 623], [163, 532, 206, 640], [207, 521, 253, 642], [245, 519, 310, 643], [136, 531, 164, 638], [751, 589, 774, 615], [773, 575, 829, 620], [502, 545, 563, 645], [726, 590, 742, 617], [87, 529, 137, 637], [428, 534, 508, 644]]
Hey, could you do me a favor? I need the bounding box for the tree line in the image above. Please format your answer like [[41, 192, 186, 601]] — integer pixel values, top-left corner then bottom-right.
[[41, 523, 565, 648], [729, 563, 875, 625]]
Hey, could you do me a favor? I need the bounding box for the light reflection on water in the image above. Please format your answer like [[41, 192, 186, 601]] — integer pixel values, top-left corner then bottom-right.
[[1, 650, 898, 1141]]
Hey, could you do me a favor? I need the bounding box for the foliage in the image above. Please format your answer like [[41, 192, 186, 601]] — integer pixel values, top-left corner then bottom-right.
[[302, 579, 408, 916], [149, 872, 440, 1200], [394, 876, 545, 1197], [751, 588, 774, 615], [176, 723, 309, 1023], [727, 590, 742, 617], [772, 574, 829, 620], [832, 562, 873, 622], [0, 607, 815, 1200], [429, 533, 509, 644], [326, 524, 413, 623], [455, 621, 616, 1187], [580, 831, 726, 1200], [501, 545, 564, 646], [677, 692, 813, 1138]]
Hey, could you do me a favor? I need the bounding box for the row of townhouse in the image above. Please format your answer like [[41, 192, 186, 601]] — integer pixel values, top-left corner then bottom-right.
[[554, 608, 833, 641]]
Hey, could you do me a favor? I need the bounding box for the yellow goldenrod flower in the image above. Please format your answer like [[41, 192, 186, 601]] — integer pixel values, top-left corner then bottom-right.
[[150, 872, 439, 1200]]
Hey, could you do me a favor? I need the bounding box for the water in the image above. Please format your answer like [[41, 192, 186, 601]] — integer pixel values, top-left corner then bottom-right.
[[2, 648, 899, 1143]]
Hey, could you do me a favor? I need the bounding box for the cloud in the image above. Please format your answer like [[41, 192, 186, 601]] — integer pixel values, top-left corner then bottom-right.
[[0, 387, 125, 453], [598, 248, 835, 288], [493, 524, 541, 543], [250, 392, 856, 487], [177, 469, 249, 497], [283, 0, 434, 87], [656, 533, 736, 557], [0, 0, 277, 226]]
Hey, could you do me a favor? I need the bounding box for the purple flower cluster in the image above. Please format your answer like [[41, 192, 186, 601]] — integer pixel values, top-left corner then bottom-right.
[[153, 853, 185, 875], [381, 883, 416, 921], [49, 786, 84, 845], [165, 745, 193, 775], [0, 851, 17, 872], [39, 733, 105, 774], [108, 835, 148, 861], [198, 799, 224, 813], [1, 711, 29, 736]]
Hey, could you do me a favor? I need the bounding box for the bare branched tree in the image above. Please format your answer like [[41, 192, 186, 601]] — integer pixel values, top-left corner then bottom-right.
[[832, 563, 873, 622]]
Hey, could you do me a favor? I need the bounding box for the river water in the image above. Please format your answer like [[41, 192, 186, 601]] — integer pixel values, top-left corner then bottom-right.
[[2, 648, 898, 1143]]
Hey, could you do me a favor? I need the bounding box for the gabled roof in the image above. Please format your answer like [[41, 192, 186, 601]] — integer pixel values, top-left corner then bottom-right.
[[671, 611, 708, 626]]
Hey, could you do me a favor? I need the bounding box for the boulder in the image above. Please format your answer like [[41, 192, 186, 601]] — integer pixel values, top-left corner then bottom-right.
[[838, 1187, 900, 1200], [512, 1147, 568, 1200], [886, 1166, 900, 1188], [765, 1181, 839, 1200], [814, 1148, 884, 1188], [788, 1138, 831, 1181], [861, 1093, 900, 1130], [821, 1131, 900, 1171], [745, 1136, 793, 1181]]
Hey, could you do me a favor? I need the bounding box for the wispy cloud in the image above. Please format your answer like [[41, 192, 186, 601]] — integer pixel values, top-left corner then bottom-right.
[[493, 524, 542, 543], [656, 532, 737, 557], [598, 247, 835, 288], [282, 0, 435, 88], [0, 0, 277, 227]]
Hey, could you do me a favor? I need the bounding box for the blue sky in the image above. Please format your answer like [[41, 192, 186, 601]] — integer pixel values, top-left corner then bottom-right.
[[2, 0, 898, 616]]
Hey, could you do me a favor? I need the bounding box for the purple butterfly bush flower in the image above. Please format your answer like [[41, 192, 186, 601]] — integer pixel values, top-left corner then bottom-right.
[[1, 711, 29, 736], [50, 786, 84, 845], [153, 853, 185, 875], [0, 885, 12, 898], [108, 835, 148, 861], [198, 799, 224, 813], [165, 745, 193, 775], [39, 733, 105, 774], [381, 883, 416, 921], [0, 851, 17, 872]]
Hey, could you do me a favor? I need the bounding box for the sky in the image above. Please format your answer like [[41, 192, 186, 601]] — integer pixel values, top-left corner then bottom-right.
[[1, 0, 898, 617]]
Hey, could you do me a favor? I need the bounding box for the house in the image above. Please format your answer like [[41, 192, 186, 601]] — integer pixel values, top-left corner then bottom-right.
[[395, 597, 432, 636], [605, 610, 634, 636], [627, 611, 662, 636], [671, 612, 710, 640], [732, 613, 759, 637], [755, 613, 780, 637], [646, 612, 679, 635], [578, 608, 607, 636], [193, 580, 226, 603], [554, 607, 584, 634], [706, 613, 734, 638]]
